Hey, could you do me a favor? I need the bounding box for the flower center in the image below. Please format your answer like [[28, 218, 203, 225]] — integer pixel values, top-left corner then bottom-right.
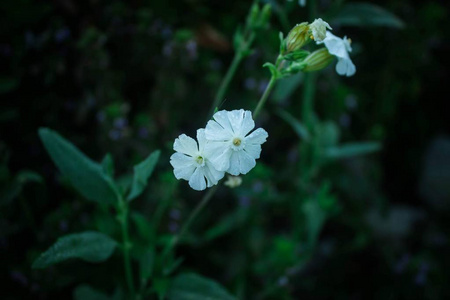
[[195, 155, 204, 165], [233, 138, 242, 146]]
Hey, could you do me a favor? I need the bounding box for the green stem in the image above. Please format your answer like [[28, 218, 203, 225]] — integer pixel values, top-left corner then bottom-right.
[[253, 75, 277, 119], [117, 198, 135, 296], [209, 52, 244, 117], [161, 185, 218, 260]]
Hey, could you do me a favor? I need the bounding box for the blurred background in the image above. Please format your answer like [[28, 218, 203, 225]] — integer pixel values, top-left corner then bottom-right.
[[1, 0, 450, 299]]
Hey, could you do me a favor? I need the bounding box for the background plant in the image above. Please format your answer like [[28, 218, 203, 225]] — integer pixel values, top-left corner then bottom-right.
[[1, 0, 450, 299]]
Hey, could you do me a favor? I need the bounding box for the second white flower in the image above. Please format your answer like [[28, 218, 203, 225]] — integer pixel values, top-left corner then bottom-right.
[[205, 109, 268, 176]]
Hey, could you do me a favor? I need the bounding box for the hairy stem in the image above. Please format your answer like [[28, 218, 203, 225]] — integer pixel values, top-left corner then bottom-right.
[[117, 197, 135, 296], [162, 185, 218, 260]]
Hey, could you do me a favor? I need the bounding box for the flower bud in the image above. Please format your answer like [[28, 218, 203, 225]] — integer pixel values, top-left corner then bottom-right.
[[302, 48, 334, 72], [308, 18, 332, 42], [259, 4, 272, 27], [285, 22, 309, 53], [247, 4, 260, 28], [224, 175, 242, 188]]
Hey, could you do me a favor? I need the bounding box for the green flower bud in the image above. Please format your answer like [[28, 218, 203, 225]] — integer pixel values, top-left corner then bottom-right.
[[247, 4, 260, 28], [259, 4, 272, 27], [285, 22, 309, 53], [302, 48, 334, 72]]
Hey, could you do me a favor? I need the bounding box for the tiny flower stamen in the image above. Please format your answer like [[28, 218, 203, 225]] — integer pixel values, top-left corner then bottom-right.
[[233, 138, 242, 146], [195, 155, 204, 166]]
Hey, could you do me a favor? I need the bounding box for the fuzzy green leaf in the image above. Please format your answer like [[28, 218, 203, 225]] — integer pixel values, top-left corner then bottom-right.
[[324, 142, 381, 159], [38, 128, 119, 204], [32, 231, 117, 269], [167, 273, 237, 300], [127, 150, 160, 201]]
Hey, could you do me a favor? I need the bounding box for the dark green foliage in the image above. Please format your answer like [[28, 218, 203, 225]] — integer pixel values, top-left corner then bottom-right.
[[167, 273, 237, 300], [39, 128, 119, 205], [32, 231, 117, 269]]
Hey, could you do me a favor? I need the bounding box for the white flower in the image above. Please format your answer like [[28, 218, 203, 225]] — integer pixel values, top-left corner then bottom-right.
[[170, 129, 225, 191], [318, 31, 356, 77], [204, 109, 268, 176], [309, 18, 332, 42], [224, 175, 242, 188]]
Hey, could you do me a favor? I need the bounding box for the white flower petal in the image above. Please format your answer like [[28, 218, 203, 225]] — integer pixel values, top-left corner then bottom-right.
[[196, 128, 207, 152], [245, 128, 268, 145], [212, 110, 233, 133], [336, 58, 356, 77], [207, 145, 233, 172], [173, 134, 198, 156], [205, 120, 233, 141], [202, 162, 225, 187], [227, 109, 244, 134], [170, 153, 196, 180], [237, 150, 256, 174], [205, 160, 225, 183], [228, 150, 256, 175], [240, 110, 255, 136], [244, 143, 262, 159], [188, 167, 207, 191]]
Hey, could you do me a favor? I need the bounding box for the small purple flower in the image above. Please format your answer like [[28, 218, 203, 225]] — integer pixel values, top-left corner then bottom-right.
[[96, 111, 106, 123], [55, 28, 71, 43], [345, 95, 358, 110], [414, 262, 429, 286], [169, 209, 181, 220], [244, 78, 257, 90], [169, 221, 179, 233], [394, 253, 410, 274], [238, 196, 251, 207], [113, 117, 128, 129], [138, 127, 149, 139], [109, 129, 121, 141], [186, 40, 198, 59], [339, 113, 351, 128]]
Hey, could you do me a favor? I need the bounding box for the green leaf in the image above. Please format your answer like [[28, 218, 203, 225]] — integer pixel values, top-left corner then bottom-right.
[[277, 109, 310, 141], [324, 142, 381, 159], [127, 150, 161, 201], [262, 62, 281, 79], [32, 231, 117, 269], [139, 247, 155, 281], [167, 273, 237, 300], [131, 212, 153, 242], [101, 153, 115, 178], [74, 285, 111, 300], [38, 128, 119, 204], [303, 198, 327, 249], [316, 121, 340, 148], [331, 3, 405, 29]]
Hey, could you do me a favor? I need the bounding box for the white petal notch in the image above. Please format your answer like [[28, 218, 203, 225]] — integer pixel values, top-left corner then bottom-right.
[[317, 31, 356, 77], [170, 129, 225, 191], [205, 109, 268, 176]]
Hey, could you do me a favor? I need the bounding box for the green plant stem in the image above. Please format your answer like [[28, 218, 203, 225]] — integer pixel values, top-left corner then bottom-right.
[[253, 55, 283, 119], [162, 185, 218, 260], [209, 52, 244, 117], [253, 75, 277, 119], [117, 197, 135, 297]]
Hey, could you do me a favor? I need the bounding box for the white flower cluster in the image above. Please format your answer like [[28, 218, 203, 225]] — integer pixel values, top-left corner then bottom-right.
[[317, 31, 356, 77], [170, 109, 268, 191]]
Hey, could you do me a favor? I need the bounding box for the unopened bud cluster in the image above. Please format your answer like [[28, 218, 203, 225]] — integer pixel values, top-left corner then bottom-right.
[[271, 18, 355, 77]]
